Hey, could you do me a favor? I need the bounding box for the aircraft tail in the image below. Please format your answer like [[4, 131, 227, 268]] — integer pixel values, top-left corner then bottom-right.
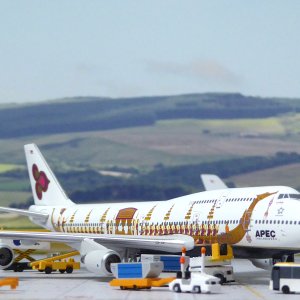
[[24, 144, 74, 207], [201, 174, 228, 191]]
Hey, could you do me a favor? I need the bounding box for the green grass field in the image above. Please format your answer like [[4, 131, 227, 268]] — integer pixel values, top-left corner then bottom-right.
[[0, 114, 298, 208], [0, 164, 21, 173], [0, 214, 40, 229], [229, 163, 300, 190], [0, 114, 299, 170], [0, 191, 31, 207]]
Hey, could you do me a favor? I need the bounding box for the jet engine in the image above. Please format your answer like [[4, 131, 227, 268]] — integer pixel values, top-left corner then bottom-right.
[[81, 249, 121, 276], [250, 258, 273, 270], [79, 238, 122, 276], [0, 245, 14, 269]]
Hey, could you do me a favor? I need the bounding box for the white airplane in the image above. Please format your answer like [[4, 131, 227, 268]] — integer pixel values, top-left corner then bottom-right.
[[0, 144, 299, 275], [201, 174, 228, 191]]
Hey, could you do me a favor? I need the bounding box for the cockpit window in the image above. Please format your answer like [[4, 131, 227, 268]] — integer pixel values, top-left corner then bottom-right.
[[278, 194, 300, 200]]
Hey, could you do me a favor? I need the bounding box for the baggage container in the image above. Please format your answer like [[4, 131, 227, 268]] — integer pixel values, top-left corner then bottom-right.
[[141, 254, 189, 272], [111, 262, 163, 279]]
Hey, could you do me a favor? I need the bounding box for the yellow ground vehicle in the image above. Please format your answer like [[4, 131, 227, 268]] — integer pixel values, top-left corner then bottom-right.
[[110, 277, 175, 290], [30, 251, 80, 274], [0, 277, 19, 289]]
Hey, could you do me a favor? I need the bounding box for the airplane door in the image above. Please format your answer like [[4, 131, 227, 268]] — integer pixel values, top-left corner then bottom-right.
[[216, 194, 228, 209], [272, 267, 280, 290]]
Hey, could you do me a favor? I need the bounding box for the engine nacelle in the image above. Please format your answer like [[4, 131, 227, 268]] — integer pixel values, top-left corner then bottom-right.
[[82, 249, 121, 276], [250, 258, 273, 270], [0, 244, 14, 269]]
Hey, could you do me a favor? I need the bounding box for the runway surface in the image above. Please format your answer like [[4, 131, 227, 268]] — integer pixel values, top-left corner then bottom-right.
[[0, 259, 295, 300]]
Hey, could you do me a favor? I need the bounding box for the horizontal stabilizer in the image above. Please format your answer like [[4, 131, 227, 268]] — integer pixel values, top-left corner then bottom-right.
[[0, 206, 49, 221]]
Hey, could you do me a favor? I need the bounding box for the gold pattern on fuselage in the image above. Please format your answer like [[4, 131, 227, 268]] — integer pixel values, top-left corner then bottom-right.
[[184, 202, 196, 220], [57, 192, 276, 247], [164, 204, 175, 221], [144, 205, 156, 221]]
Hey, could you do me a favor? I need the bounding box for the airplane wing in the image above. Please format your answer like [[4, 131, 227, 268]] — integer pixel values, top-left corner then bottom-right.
[[0, 231, 194, 253], [0, 206, 49, 221], [201, 174, 228, 191]]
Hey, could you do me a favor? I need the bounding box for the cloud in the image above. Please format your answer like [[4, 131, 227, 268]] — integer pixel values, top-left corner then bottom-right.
[[147, 59, 241, 85]]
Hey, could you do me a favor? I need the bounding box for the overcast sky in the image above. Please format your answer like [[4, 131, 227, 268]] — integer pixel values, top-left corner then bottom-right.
[[0, 1, 299, 103]]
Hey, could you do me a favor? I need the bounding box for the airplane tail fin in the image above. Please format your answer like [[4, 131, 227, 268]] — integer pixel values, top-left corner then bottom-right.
[[24, 144, 74, 207], [201, 174, 228, 191]]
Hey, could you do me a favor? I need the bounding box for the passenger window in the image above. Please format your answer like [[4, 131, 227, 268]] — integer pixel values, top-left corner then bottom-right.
[[293, 268, 300, 279]]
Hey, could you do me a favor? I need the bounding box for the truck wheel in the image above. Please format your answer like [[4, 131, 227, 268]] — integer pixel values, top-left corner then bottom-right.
[[45, 266, 52, 274], [173, 284, 181, 293], [66, 266, 73, 274], [215, 274, 226, 285], [193, 286, 201, 293], [282, 285, 290, 294], [120, 286, 124, 290], [59, 269, 66, 274], [14, 265, 24, 272]]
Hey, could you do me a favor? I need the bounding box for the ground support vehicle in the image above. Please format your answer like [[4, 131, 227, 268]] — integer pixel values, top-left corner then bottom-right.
[[110, 277, 175, 290], [141, 254, 189, 272], [169, 271, 220, 294], [190, 257, 234, 284], [1, 238, 50, 272], [0, 277, 19, 289], [30, 251, 80, 274], [110, 261, 174, 290]]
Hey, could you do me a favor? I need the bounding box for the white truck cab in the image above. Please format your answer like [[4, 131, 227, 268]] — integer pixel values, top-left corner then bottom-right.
[[169, 271, 220, 294], [189, 257, 234, 284]]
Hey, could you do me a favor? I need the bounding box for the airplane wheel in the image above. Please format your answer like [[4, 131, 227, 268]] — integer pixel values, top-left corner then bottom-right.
[[282, 285, 290, 294], [173, 284, 181, 293]]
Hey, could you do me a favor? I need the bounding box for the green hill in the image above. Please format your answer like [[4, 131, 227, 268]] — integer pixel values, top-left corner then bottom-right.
[[1, 92, 300, 209], [0, 93, 299, 138]]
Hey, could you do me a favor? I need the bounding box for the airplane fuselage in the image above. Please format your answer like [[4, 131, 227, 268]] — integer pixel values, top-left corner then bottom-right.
[[29, 185, 300, 257]]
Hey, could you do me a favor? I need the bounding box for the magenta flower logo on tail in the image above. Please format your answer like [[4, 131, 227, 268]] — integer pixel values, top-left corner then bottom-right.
[[32, 164, 50, 200]]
